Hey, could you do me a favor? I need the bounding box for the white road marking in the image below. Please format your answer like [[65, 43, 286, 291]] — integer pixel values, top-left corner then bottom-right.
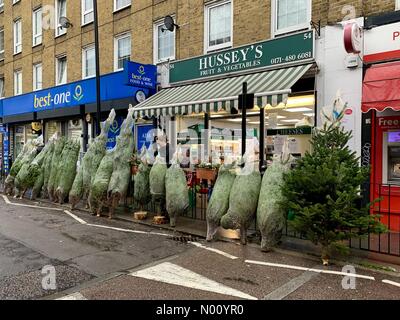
[[64, 210, 87, 225], [130, 262, 257, 300], [382, 279, 400, 288], [56, 292, 87, 300], [87, 223, 153, 235], [2, 195, 63, 211], [188, 242, 238, 260], [245, 260, 375, 281]]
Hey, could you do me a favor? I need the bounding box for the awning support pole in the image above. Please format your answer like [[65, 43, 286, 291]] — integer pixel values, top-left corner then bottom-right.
[[259, 107, 265, 172], [93, 0, 101, 136], [241, 82, 247, 157], [204, 112, 210, 163]]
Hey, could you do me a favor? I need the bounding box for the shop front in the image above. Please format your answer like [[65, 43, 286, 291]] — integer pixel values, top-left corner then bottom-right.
[[133, 31, 317, 220], [362, 18, 400, 235], [1, 63, 156, 170]]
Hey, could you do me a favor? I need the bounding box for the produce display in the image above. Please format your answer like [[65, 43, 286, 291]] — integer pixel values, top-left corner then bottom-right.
[[165, 153, 189, 227], [206, 164, 236, 241], [221, 152, 261, 245], [257, 151, 292, 252], [54, 140, 81, 204], [107, 106, 135, 218]]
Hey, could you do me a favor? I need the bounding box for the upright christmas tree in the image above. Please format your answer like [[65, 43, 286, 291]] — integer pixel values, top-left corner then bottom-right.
[[282, 108, 387, 265]]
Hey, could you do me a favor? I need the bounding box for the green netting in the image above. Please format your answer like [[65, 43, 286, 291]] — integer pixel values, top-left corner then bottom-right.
[[149, 156, 167, 197], [47, 137, 67, 200], [206, 165, 236, 241]]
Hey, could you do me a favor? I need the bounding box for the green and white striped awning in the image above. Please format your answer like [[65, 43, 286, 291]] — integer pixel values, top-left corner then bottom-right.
[[133, 64, 313, 119]]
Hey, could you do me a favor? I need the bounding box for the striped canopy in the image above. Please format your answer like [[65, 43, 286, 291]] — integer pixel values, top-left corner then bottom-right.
[[133, 64, 313, 119]]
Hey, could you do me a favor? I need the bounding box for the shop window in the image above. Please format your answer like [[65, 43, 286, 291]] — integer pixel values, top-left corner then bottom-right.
[[56, 55, 67, 85], [83, 45, 96, 78], [33, 63, 42, 91], [55, 0, 67, 37], [114, 0, 131, 12], [154, 19, 175, 64], [13, 18, 22, 54], [13, 69, 22, 95], [0, 77, 4, 98], [205, 0, 232, 53], [45, 121, 62, 142], [0, 27, 4, 61], [272, 0, 311, 36], [33, 7, 43, 46], [82, 0, 94, 25], [114, 33, 131, 71]]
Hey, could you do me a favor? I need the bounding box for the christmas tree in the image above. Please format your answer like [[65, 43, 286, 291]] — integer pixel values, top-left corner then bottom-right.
[[282, 109, 387, 265]]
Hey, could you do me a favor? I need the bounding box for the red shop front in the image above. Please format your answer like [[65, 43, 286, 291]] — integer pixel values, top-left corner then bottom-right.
[[362, 62, 400, 232]]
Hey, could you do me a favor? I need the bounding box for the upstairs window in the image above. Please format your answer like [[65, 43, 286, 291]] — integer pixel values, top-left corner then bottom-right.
[[56, 55, 67, 85], [114, 0, 131, 12], [82, 0, 94, 25], [55, 0, 67, 37], [205, 0, 232, 53], [0, 27, 4, 60], [33, 7, 43, 46], [83, 45, 96, 78], [14, 19, 22, 54], [14, 70, 22, 95], [0, 77, 4, 98], [154, 19, 175, 63], [273, 0, 311, 36], [114, 33, 131, 71], [33, 63, 43, 91], [0, 0, 4, 13]]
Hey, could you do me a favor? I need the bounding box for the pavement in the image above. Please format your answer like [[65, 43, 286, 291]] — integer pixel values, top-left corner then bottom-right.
[[0, 194, 399, 300]]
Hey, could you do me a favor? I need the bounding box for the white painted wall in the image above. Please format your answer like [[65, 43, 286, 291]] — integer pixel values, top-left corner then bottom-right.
[[315, 17, 364, 158]]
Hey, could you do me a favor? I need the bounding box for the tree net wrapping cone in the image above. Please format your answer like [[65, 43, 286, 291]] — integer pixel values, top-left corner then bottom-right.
[[55, 140, 81, 204], [206, 165, 236, 241], [149, 156, 167, 197], [165, 154, 189, 227], [221, 153, 261, 245], [47, 137, 67, 200], [257, 151, 292, 252]]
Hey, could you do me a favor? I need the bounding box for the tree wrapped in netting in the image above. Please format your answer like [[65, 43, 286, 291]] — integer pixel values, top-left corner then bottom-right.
[[133, 146, 151, 211], [221, 152, 261, 245], [42, 142, 56, 199], [47, 136, 67, 201], [282, 108, 387, 265], [88, 149, 115, 216], [165, 153, 189, 227], [257, 140, 293, 252], [69, 164, 83, 210], [5, 135, 43, 195], [107, 106, 135, 218], [55, 140, 81, 204], [149, 155, 167, 197], [206, 164, 236, 241], [15, 134, 57, 199], [68, 109, 116, 209]]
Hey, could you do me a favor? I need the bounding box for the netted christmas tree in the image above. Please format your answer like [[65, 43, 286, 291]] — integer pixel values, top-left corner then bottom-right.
[[282, 109, 387, 264]]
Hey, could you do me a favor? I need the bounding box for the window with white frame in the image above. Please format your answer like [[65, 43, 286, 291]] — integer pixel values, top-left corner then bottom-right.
[[0, 27, 4, 60], [14, 70, 22, 95], [273, 0, 311, 36], [33, 63, 43, 91], [14, 19, 22, 54], [205, 0, 232, 53], [154, 19, 175, 63], [396, 0, 400, 10], [82, 0, 94, 25], [55, 0, 67, 36], [56, 55, 67, 85], [0, 0, 4, 12], [114, 33, 131, 71], [33, 7, 43, 46], [0, 77, 4, 98], [114, 0, 131, 12], [83, 45, 95, 78]]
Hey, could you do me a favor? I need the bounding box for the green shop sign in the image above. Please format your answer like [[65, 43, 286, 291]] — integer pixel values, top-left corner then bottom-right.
[[169, 30, 314, 84]]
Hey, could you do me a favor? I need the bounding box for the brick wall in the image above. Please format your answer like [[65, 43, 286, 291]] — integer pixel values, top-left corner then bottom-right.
[[0, 0, 397, 98]]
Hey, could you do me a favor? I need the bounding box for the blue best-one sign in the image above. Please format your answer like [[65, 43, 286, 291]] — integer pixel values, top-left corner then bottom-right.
[[124, 61, 157, 90]]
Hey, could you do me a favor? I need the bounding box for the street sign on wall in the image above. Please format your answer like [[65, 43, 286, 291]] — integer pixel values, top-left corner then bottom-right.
[[169, 30, 314, 84], [124, 61, 157, 90]]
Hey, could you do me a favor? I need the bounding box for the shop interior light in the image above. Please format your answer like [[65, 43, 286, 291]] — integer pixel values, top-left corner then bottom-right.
[[303, 112, 315, 116], [286, 95, 315, 107], [285, 107, 314, 113], [281, 119, 301, 123], [227, 118, 249, 122]]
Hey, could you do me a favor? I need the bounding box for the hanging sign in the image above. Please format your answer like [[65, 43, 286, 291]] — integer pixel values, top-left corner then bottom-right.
[[124, 61, 157, 90], [344, 22, 363, 54]]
